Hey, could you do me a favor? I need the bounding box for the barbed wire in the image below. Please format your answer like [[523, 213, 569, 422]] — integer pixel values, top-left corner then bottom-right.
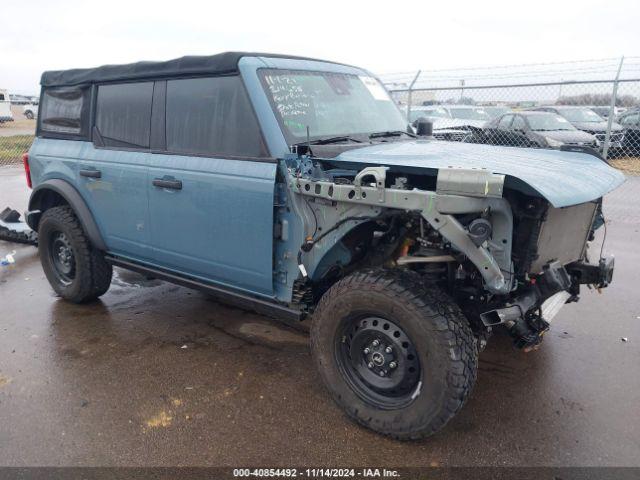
[[378, 57, 640, 89]]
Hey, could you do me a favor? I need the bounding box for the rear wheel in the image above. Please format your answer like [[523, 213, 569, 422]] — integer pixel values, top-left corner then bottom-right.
[[25, 111, 34, 120], [311, 268, 478, 440], [39, 206, 112, 303]]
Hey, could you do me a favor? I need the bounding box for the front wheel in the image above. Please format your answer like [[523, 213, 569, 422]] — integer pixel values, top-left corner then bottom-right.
[[311, 269, 478, 440]]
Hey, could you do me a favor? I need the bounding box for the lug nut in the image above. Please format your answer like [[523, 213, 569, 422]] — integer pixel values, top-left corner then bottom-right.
[[363, 348, 371, 354], [368, 362, 374, 368], [389, 361, 397, 369], [372, 340, 380, 347], [379, 370, 386, 376], [385, 346, 392, 353]]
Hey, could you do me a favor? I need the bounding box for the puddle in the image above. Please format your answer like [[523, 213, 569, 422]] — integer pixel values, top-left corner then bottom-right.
[[112, 268, 163, 288]]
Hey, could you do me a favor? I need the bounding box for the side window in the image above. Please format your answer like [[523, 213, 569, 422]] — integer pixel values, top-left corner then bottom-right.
[[95, 82, 154, 148], [165, 76, 266, 158], [497, 115, 513, 129], [621, 113, 639, 126], [0, 94, 4, 101], [40, 87, 90, 135], [512, 116, 526, 131]]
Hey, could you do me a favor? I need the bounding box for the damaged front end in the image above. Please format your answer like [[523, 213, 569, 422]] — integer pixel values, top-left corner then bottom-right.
[[478, 258, 614, 350], [474, 199, 615, 350], [285, 149, 620, 351]]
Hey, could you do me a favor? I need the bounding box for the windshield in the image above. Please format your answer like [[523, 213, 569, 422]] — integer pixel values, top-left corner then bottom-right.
[[527, 114, 576, 131], [448, 107, 491, 121], [557, 108, 604, 123], [259, 69, 407, 143], [485, 106, 511, 118]]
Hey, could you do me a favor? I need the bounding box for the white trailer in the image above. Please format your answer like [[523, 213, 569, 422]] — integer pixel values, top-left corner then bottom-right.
[[0, 88, 14, 123]]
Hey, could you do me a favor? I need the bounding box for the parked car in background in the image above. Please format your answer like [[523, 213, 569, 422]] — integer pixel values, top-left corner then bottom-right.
[[482, 105, 512, 119], [23, 103, 39, 119], [0, 89, 14, 123], [530, 106, 624, 149], [588, 105, 621, 119], [477, 111, 598, 149], [432, 104, 491, 124], [616, 109, 640, 155], [407, 104, 491, 141]]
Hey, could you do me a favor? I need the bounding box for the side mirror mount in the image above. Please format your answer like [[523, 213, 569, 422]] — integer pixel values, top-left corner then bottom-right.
[[415, 118, 433, 137]]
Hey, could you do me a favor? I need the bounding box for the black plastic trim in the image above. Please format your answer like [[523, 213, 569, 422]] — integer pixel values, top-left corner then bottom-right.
[[28, 179, 107, 250]]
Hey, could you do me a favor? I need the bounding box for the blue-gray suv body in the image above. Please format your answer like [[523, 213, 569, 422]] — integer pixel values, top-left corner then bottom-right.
[[25, 52, 625, 440]]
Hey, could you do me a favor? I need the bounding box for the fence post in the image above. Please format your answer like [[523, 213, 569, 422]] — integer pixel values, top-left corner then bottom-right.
[[603, 56, 624, 160], [406, 70, 421, 122]]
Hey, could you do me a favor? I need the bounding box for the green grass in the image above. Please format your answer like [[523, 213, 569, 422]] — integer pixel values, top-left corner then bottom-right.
[[0, 135, 34, 165]]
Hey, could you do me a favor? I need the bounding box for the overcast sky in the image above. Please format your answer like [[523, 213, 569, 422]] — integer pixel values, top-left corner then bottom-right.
[[1, 0, 639, 94]]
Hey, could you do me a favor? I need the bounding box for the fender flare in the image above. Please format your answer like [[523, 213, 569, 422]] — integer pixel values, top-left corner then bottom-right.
[[27, 179, 107, 251]]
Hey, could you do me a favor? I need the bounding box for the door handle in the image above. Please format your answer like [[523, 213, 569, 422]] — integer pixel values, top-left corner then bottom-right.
[[153, 178, 182, 190], [80, 169, 101, 178]]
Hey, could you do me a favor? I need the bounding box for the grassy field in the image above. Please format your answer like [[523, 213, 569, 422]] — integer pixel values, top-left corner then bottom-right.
[[0, 135, 34, 165], [609, 157, 640, 176]]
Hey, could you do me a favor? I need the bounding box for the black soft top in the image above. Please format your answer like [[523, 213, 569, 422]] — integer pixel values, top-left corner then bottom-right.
[[40, 51, 337, 87]]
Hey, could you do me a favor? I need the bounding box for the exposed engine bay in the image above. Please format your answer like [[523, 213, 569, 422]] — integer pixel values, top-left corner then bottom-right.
[[284, 154, 615, 351]]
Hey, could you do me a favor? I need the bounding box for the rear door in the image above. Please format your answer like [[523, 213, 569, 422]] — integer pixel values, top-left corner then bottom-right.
[[146, 76, 276, 296], [77, 82, 153, 261]]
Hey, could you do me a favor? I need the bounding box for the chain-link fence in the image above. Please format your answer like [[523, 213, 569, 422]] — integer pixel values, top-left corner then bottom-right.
[[380, 57, 640, 175], [0, 103, 35, 167]]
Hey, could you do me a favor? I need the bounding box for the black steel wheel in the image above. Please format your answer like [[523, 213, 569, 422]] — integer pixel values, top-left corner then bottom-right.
[[311, 268, 478, 440], [336, 316, 421, 409], [49, 231, 76, 285], [39, 206, 112, 303]]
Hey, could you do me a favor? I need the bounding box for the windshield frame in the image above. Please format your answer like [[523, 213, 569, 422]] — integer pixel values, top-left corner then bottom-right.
[[258, 68, 408, 145]]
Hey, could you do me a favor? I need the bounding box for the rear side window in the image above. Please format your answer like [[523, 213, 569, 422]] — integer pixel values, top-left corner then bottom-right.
[[95, 82, 154, 148], [165, 76, 266, 157], [621, 113, 639, 126], [498, 115, 513, 129], [0, 94, 4, 101], [40, 87, 90, 135], [512, 116, 526, 130]]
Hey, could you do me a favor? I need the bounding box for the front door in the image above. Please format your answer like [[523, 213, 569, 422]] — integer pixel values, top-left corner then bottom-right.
[[146, 76, 276, 296]]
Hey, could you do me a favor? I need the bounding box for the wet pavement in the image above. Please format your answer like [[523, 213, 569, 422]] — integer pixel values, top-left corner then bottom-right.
[[1, 165, 639, 467]]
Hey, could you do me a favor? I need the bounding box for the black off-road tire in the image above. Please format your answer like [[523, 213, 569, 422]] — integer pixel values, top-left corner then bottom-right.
[[311, 268, 478, 440], [38, 206, 112, 303]]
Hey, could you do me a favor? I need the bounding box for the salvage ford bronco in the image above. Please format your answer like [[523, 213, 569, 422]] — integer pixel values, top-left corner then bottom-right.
[[24, 52, 624, 440]]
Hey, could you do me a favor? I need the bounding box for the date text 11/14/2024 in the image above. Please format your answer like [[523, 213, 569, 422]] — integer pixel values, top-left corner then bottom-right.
[[232, 468, 400, 478]]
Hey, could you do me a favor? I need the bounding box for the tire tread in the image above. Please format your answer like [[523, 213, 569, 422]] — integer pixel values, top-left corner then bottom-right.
[[311, 268, 478, 441]]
